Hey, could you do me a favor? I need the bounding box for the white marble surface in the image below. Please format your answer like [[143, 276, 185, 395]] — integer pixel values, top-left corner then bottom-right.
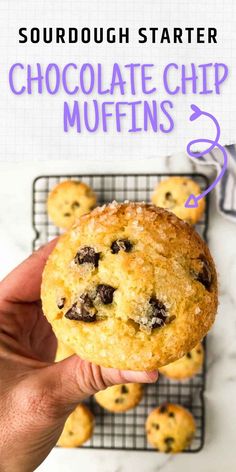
[[0, 157, 236, 472]]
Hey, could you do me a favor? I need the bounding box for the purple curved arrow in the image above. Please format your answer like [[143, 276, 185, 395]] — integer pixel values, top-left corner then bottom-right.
[[185, 105, 228, 208]]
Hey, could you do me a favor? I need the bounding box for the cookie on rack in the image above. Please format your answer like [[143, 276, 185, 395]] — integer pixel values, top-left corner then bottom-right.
[[95, 383, 143, 413], [146, 403, 196, 453], [159, 343, 204, 380], [151, 176, 205, 224], [41, 202, 218, 371], [47, 180, 97, 230], [57, 404, 94, 448]]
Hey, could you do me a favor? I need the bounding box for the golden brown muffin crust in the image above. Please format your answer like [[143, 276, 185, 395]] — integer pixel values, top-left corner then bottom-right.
[[47, 180, 97, 230], [41, 202, 218, 370], [57, 404, 94, 448], [152, 176, 205, 224], [146, 403, 196, 453], [95, 383, 143, 413]]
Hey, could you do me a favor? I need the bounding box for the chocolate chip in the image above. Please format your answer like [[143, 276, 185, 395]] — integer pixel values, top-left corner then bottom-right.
[[97, 284, 116, 304], [164, 437, 175, 445], [149, 297, 168, 328], [57, 297, 66, 310], [186, 352, 192, 359], [165, 192, 176, 206], [193, 256, 212, 290], [159, 405, 167, 414], [111, 239, 133, 254], [168, 412, 175, 418], [121, 385, 129, 394], [64, 212, 71, 217], [165, 446, 172, 453], [74, 247, 100, 267], [115, 398, 124, 404], [71, 201, 80, 209], [65, 294, 97, 322], [151, 423, 160, 430]]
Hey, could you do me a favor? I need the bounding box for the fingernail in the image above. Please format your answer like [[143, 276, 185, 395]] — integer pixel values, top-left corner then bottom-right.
[[122, 370, 158, 384], [145, 371, 159, 382]]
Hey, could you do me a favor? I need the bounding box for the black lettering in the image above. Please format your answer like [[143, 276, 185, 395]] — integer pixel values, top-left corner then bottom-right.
[[209, 28, 217, 43], [19, 28, 27, 43], [43, 27, 52, 43], [107, 28, 115, 43], [174, 28, 183, 43], [31, 28, 40, 44], [56, 28, 65, 43], [149, 27, 159, 43], [138, 28, 147, 43], [161, 28, 170, 43], [197, 28, 205, 43], [94, 28, 103, 43], [69, 28, 78, 43]]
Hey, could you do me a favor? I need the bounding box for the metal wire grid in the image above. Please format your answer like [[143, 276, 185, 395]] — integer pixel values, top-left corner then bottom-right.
[[32, 173, 209, 452]]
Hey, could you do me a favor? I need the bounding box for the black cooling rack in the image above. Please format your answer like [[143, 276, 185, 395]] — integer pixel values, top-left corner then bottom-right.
[[32, 173, 209, 453]]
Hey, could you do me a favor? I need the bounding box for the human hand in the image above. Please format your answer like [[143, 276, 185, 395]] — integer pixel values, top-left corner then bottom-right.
[[0, 240, 158, 472]]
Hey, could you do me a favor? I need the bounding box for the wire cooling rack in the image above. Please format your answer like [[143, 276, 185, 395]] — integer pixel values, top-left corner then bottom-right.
[[32, 173, 209, 452]]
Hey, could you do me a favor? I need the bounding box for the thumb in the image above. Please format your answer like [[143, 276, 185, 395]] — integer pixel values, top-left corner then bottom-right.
[[40, 355, 158, 415]]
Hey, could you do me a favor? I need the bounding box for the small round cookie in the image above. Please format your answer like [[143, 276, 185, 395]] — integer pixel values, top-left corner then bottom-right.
[[55, 340, 74, 362], [146, 403, 196, 453], [151, 176, 205, 224], [57, 404, 94, 448], [159, 343, 204, 380], [95, 383, 143, 413], [47, 180, 97, 230], [41, 202, 218, 371]]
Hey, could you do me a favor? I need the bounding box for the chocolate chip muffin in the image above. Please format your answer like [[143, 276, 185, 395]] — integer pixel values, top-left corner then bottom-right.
[[57, 404, 94, 448], [152, 176, 205, 224], [95, 383, 143, 413], [41, 202, 218, 371], [47, 180, 97, 230], [159, 343, 204, 380], [146, 403, 196, 453]]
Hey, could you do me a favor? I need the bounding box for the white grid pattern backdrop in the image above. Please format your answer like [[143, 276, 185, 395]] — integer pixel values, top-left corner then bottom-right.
[[0, 0, 235, 162]]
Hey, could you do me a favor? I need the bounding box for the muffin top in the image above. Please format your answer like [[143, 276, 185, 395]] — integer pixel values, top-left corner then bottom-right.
[[152, 176, 205, 224], [159, 343, 204, 380], [41, 202, 217, 370], [47, 180, 96, 229], [95, 383, 143, 413], [146, 403, 196, 453], [57, 404, 94, 448]]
